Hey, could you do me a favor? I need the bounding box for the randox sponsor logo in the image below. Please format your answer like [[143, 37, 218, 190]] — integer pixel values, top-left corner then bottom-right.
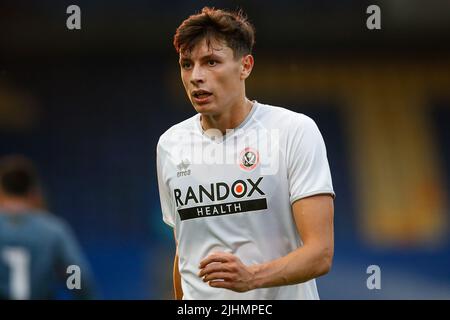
[[173, 177, 267, 221], [174, 177, 265, 207], [178, 198, 268, 221]]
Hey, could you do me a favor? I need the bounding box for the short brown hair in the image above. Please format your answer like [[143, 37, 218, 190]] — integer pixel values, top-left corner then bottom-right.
[[173, 7, 255, 58]]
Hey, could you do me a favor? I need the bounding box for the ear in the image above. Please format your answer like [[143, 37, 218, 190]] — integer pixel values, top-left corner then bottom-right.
[[240, 54, 254, 80]]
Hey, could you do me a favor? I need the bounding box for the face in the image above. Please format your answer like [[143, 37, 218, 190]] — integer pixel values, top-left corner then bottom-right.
[[179, 38, 253, 116]]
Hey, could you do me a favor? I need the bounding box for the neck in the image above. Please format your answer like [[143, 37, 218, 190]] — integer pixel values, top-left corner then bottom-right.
[[0, 196, 35, 214], [201, 97, 254, 135]]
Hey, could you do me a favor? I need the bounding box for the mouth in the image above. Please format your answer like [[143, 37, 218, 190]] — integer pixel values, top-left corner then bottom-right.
[[191, 89, 213, 104]]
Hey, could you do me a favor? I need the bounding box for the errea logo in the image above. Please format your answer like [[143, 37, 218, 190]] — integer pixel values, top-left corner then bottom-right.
[[177, 159, 191, 177]]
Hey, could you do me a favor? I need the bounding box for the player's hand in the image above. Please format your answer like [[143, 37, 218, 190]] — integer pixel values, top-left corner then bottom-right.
[[198, 252, 256, 293]]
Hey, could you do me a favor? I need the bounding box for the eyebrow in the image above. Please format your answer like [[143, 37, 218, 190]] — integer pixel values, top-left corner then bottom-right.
[[179, 53, 223, 63]]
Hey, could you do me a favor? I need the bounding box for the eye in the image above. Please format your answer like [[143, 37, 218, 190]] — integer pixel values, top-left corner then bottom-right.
[[207, 60, 217, 67], [181, 62, 192, 70]]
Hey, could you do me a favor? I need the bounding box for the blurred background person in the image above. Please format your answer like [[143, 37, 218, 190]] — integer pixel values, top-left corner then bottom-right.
[[0, 155, 97, 299]]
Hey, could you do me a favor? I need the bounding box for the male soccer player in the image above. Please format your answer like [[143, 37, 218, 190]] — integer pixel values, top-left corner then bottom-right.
[[0, 155, 97, 299], [157, 7, 335, 299]]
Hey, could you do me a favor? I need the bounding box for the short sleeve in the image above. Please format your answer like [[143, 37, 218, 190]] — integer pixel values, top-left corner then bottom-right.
[[286, 114, 335, 204], [156, 140, 176, 228]]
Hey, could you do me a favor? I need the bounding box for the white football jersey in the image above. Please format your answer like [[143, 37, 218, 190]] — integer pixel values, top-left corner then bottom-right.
[[157, 101, 335, 300]]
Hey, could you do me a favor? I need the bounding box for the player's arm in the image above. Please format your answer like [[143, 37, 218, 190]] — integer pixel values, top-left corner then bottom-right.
[[250, 194, 334, 288], [173, 231, 183, 300], [198, 194, 334, 292]]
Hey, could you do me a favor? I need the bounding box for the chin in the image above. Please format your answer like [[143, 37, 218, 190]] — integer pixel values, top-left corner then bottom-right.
[[193, 103, 216, 115]]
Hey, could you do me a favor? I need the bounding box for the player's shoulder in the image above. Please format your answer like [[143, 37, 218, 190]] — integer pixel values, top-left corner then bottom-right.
[[30, 211, 72, 234], [0, 210, 71, 238], [255, 101, 318, 130], [157, 114, 198, 148]]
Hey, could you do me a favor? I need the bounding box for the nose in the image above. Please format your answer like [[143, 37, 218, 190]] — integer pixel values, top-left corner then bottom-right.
[[190, 64, 205, 86]]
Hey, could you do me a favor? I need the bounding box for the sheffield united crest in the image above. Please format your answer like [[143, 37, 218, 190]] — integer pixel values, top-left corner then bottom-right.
[[239, 148, 259, 171]]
